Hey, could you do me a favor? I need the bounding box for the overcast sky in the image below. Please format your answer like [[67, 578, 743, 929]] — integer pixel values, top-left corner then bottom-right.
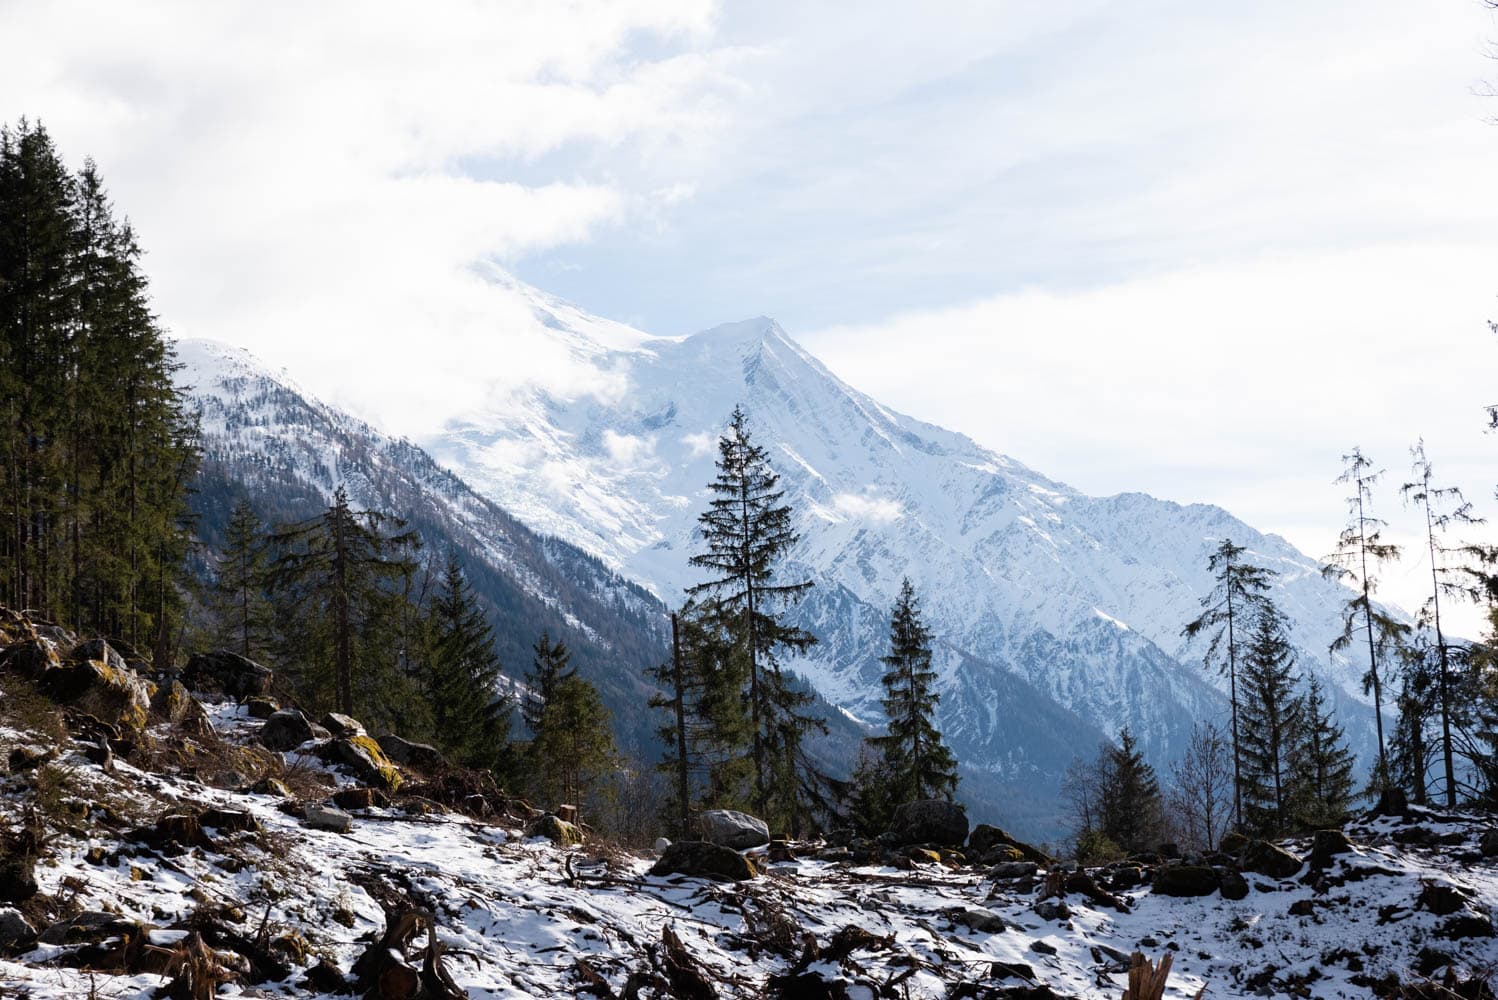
[[5, 0, 1498, 633]]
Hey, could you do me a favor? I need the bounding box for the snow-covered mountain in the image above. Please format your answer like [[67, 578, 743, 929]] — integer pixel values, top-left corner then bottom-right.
[[415, 277, 1389, 790], [173, 338, 672, 754]]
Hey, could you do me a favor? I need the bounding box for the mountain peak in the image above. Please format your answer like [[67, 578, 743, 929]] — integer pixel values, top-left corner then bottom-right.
[[683, 316, 788, 347]]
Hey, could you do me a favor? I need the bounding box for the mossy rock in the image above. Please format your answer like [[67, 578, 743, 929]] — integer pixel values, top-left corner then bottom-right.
[[40, 651, 151, 732], [650, 841, 758, 882], [1243, 840, 1303, 879], [528, 813, 583, 846], [320, 736, 403, 792], [1219, 831, 1251, 854], [1152, 864, 1220, 897]]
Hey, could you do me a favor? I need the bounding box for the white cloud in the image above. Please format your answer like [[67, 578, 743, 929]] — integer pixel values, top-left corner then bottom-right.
[[680, 431, 716, 458], [833, 492, 903, 524], [602, 430, 655, 467]]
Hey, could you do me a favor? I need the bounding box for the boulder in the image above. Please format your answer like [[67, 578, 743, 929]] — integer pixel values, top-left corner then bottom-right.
[[1310, 829, 1355, 869], [890, 799, 969, 847], [1152, 864, 1220, 898], [333, 787, 381, 811], [37, 911, 136, 946], [245, 697, 279, 719], [319, 736, 403, 791], [149, 680, 209, 729], [8, 745, 51, 772], [259, 709, 319, 752], [651, 841, 758, 882], [0, 638, 60, 678], [954, 907, 1007, 933], [1032, 899, 1070, 921], [699, 809, 770, 850], [654, 837, 672, 854], [1418, 883, 1473, 917], [252, 776, 292, 797], [375, 733, 448, 772], [40, 645, 152, 731], [0, 857, 37, 904], [303, 803, 353, 833], [0, 907, 35, 945], [528, 814, 584, 846], [1218, 870, 1250, 901], [320, 712, 365, 738], [1219, 831, 1251, 854], [989, 861, 1039, 880], [1479, 829, 1498, 858], [182, 649, 273, 699], [1243, 840, 1303, 879]]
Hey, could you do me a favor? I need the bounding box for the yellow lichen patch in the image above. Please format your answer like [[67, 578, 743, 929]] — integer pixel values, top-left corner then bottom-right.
[[349, 734, 403, 791]]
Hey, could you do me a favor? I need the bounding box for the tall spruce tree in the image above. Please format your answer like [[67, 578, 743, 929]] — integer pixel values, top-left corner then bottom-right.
[[1291, 674, 1357, 828], [1238, 605, 1304, 836], [1390, 636, 1437, 805], [265, 485, 419, 723], [686, 405, 823, 831], [530, 673, 617, 810], [524, 630, 575, 737], [1182, 538, 1276, 830], [1, 120, 197, 649], [1097, 728, 1163, 855], [1324, 447, 1406, 791], [213, 498, 272, 658], [424, 552, 510, 770], [1400, 440, 1481, 808], [867, 578, 958, 805]]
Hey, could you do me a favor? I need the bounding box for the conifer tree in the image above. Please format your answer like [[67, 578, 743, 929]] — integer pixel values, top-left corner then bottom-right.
[[1097, 728, 1163, 854], [213, 498, 272, 658], [1238, 605, 1304, 835], [1324, 447, 1406, 791], [524, 630, 575, 737], [847, 745, 899, 836], [424, 552, 510, 770], [530, 674, 617, 809], [1400, 440, 1481, 809], [265, 485, 419, 723], [1290, 674, 1357, 828], [1390, 638, 1437, 805], [868, 578, 958, 805], [687, 405, 823, 831], [1182, 538, 1276, 830]]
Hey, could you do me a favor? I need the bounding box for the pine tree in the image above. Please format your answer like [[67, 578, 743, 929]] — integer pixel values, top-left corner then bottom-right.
[[530, 674, 617, 809], [1290, 674, 1357, 828], [1400, 440, 1482, 809], [1182, 538, 1276, 831], [1097, 728, 1163, 855], [424, 552, 510, 770], [1389, 637, 1437, 805], [867, 578, 958, 805], [1324, 447, 1406, 792], [1238, 606, 1304, 836], [265, 485, 419, 723], [686, 405, 823, 832], [524, 630, 575, 738], [213, 498, 272, 658], [847, 745, 899, 837]]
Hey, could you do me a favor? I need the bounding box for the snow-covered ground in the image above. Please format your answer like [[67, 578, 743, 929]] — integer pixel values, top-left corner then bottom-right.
[[4, 698, 1496, 999]]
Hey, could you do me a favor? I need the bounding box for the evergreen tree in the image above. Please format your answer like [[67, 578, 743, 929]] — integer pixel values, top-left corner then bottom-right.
[[0, 120, 198, 650], [867, 578, 958, 805], [847, 745, 899, 837], [265, 485, 419, 724], [686, 405, 823, 832], [530, 674, 617, 809], [1400, 440, 1482, 809], [1324, 447, 1406, 791], [1238, 606, 1304, 835], [1389, 637, 1437, 805], [213, 498, 272, 658], [424, 552, 510, 770], [1290, 674, 1357, 828], [523, 630, 575, 737], [1181, 537, 1276, 830], [1097, 728, 1163, 855]]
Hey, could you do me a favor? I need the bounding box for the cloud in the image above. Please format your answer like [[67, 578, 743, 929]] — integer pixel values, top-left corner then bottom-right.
[[833, 492, 903, 524], [0, 0, 738, 433], [680, 431, 716, 458]]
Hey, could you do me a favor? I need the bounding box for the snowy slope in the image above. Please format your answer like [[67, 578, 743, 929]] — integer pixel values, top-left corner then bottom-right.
[[417, 276, 1391, 781]]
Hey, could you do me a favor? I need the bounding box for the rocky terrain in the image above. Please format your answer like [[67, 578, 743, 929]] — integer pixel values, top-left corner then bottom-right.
[[2, 608, 1497, 999]]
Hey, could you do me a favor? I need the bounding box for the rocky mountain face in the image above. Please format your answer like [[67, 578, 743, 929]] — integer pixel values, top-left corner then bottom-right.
[[174, 338, 672, 755], [409, 281, 1390, 811]]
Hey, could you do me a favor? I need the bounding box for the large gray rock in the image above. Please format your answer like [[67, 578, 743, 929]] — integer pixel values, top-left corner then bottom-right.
[[318, 737, 403, 791], [0, 857, 37, 905], [376, 732, 448, 772], [1244, 840, 1303, 879], [968, 823, 1049, 864], [890, 799, 969, 847], [1479, 829, 1498, 858], [1152, 865, 1221, 897], [0, 907, 34, 945], [303, 803, 353, 833], [182, 649, 273, 699], [259, 709, 319, 752], [39, 644, 152, 731], [699, 809, 770, 850], [320, 712, 366, 738], [651, 841, 758, 882], [528, 814, 583, 846]]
